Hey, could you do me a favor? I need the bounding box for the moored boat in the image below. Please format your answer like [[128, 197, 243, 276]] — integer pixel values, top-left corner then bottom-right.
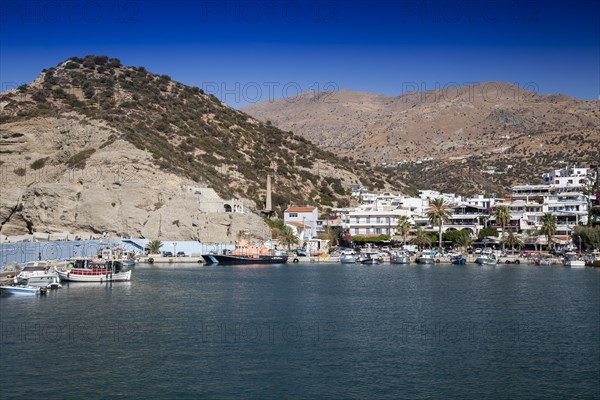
[[390, 250, 409, 264], [357, 246, 380, 264], [15, 261, 61, 289], [340, 251, 357, 264], [584, 252, 600, 267], [0, 285, 42, 296], [451, 255, 467, 265], [563, 252, 585, 268], [55, 258, 132, 282], [476, 254, 497, 265], [416, 253, 435, 264], [202, 239, 288, 265]]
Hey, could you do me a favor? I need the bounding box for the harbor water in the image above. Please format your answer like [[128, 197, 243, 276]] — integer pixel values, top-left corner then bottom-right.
[[1, 263, 599, 399]]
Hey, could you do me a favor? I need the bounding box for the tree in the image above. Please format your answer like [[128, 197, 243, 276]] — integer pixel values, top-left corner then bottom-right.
[[572, 226, 600, 251], [396, 216, 412, 246], [541, 213, 557, 250], [410, 228, 432, 250], [494, 205, 512, 252], [427, 198, 452, 250], [478, 227, 499, 239], [501, 230, 524, 252], [443, 230, 470, 246], [278, 225, 299, 250], [527, 230, 542, 252], [455, 233, 473, 253], [148, 240, 163, 254]]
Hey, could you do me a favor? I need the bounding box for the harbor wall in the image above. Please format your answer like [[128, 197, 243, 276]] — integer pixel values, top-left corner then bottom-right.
[[0, 240, 235, 269]]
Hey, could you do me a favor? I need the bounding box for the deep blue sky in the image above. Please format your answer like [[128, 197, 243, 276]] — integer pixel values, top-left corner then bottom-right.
[[1, 0, 598, 107]]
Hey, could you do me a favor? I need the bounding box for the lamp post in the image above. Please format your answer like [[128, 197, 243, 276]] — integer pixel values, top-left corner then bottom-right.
[[172, 242, 177, 258]]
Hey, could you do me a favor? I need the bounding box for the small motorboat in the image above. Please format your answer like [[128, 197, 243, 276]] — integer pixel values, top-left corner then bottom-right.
[[390, 251, 410, 264], [563, 252, 585, 268], [451, 255, 467, 265], [340, 251, 356, 264], [358, 246, 380, 265], [416, 253, 435, 264], [15, 261, 61, 289], [476, 254, 497, 265], [0, 285, 45, 296]]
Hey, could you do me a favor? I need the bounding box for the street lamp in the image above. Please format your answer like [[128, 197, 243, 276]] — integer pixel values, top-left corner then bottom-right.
[[172, 242, 177, 258]]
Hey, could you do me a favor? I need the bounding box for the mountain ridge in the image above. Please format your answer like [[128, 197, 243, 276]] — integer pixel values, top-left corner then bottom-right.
[[243, 82, 600, 195]]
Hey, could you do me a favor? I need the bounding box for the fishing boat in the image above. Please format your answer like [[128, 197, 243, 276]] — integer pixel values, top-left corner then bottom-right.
[[476, 254, 497, 265], [416, 252, 435, 264], [357, 246, 380, 265], [390, 250, 409, 264], [0, 285, 43, 296], [451, 255, 467, 265], [563, 252, 585, 268], [15, 261, 61, 289], [55, 258, 132, 282], [202, 239, 288, 265], [340, 251, 356, 264]]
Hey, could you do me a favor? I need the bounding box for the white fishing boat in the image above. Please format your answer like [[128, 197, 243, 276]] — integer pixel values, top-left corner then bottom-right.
[[0, 285, 42, 296], [476, 254, 497, 265], [340, 251, 356, 264], [390, 250, 410, 264], [357, 246, 380, 265], [416, 252, 435, 264], [55, 258, 132, 282], [563, 252, 585, 268], [15, 261, 61, 289]]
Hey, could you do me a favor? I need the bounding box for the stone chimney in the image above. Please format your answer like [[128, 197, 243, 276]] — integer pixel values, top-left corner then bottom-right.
[[266, 174, 272, 212]]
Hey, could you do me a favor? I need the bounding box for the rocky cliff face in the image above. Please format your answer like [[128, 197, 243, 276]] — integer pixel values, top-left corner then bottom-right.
[[0, 116, 270, 241], [1, 55, 406, 239], [243, 83, 600, 195]]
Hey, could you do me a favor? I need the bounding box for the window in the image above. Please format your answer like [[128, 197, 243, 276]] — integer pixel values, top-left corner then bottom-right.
[[386, 217, 390, 224], [366, 217, 371, 223], [354, 228, 359, 234], [376, 217, 381, 224], [289, 213, 298, 218], [355, 217, 360, 224], [376, 228, 382, 234], [366, 228, 371, 234]]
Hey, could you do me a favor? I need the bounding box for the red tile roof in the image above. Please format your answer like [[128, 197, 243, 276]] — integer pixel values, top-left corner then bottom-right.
[[285, 207, 317, 213]]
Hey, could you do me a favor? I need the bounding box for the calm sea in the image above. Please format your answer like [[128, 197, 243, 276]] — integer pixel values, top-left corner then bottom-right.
[[1, 263, 599, 399]]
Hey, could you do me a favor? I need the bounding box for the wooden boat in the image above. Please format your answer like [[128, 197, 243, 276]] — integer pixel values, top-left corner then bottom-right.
[[55, 258, 132, 282]]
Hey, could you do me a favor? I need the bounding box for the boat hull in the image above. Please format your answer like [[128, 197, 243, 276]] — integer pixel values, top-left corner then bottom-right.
[[1, 286, 39, 295], [390, 256, 409, 264], [340, 255, 356, 264], [56, 269, 132, 282], [564, 260, 586, 268], [203, 254, 288, 265], [476, 258, 497, 265], [416, 257, 434, 264]]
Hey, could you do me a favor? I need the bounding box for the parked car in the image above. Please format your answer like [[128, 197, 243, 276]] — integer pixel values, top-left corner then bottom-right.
[[176, 251, 186, 257], [162, 251, 173, 257]]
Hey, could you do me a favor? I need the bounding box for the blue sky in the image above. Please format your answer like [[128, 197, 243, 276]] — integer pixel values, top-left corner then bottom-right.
[[1, 0, 598, 107]]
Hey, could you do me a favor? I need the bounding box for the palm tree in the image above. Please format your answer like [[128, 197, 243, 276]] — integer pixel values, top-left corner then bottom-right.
[[494, 205, 512, 252], [427, 198, 452, 251], [455, 233, 473, 254], [396, 216, 412, 247], [541, 213, 557, 251], [410, 228, 432, 251], [501, 230, 524, 252], [527, 230, 541, 253], [148, 240, 163, 254], [278, 225, 299, 250]]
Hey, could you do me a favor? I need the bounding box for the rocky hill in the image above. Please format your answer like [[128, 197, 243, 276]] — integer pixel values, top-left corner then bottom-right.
[[0, 56, 408, 240], [243, 83, 600, 195]]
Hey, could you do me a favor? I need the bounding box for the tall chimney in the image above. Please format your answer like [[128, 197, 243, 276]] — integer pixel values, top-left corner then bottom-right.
[[266, 174, 272, 212]]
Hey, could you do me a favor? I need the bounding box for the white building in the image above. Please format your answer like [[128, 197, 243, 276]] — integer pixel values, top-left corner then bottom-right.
[[284, 207, 319, 240]]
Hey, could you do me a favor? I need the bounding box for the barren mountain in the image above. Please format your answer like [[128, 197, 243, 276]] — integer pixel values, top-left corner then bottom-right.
[[0, 56, 407, 239], [243, 83, 600, 195]]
